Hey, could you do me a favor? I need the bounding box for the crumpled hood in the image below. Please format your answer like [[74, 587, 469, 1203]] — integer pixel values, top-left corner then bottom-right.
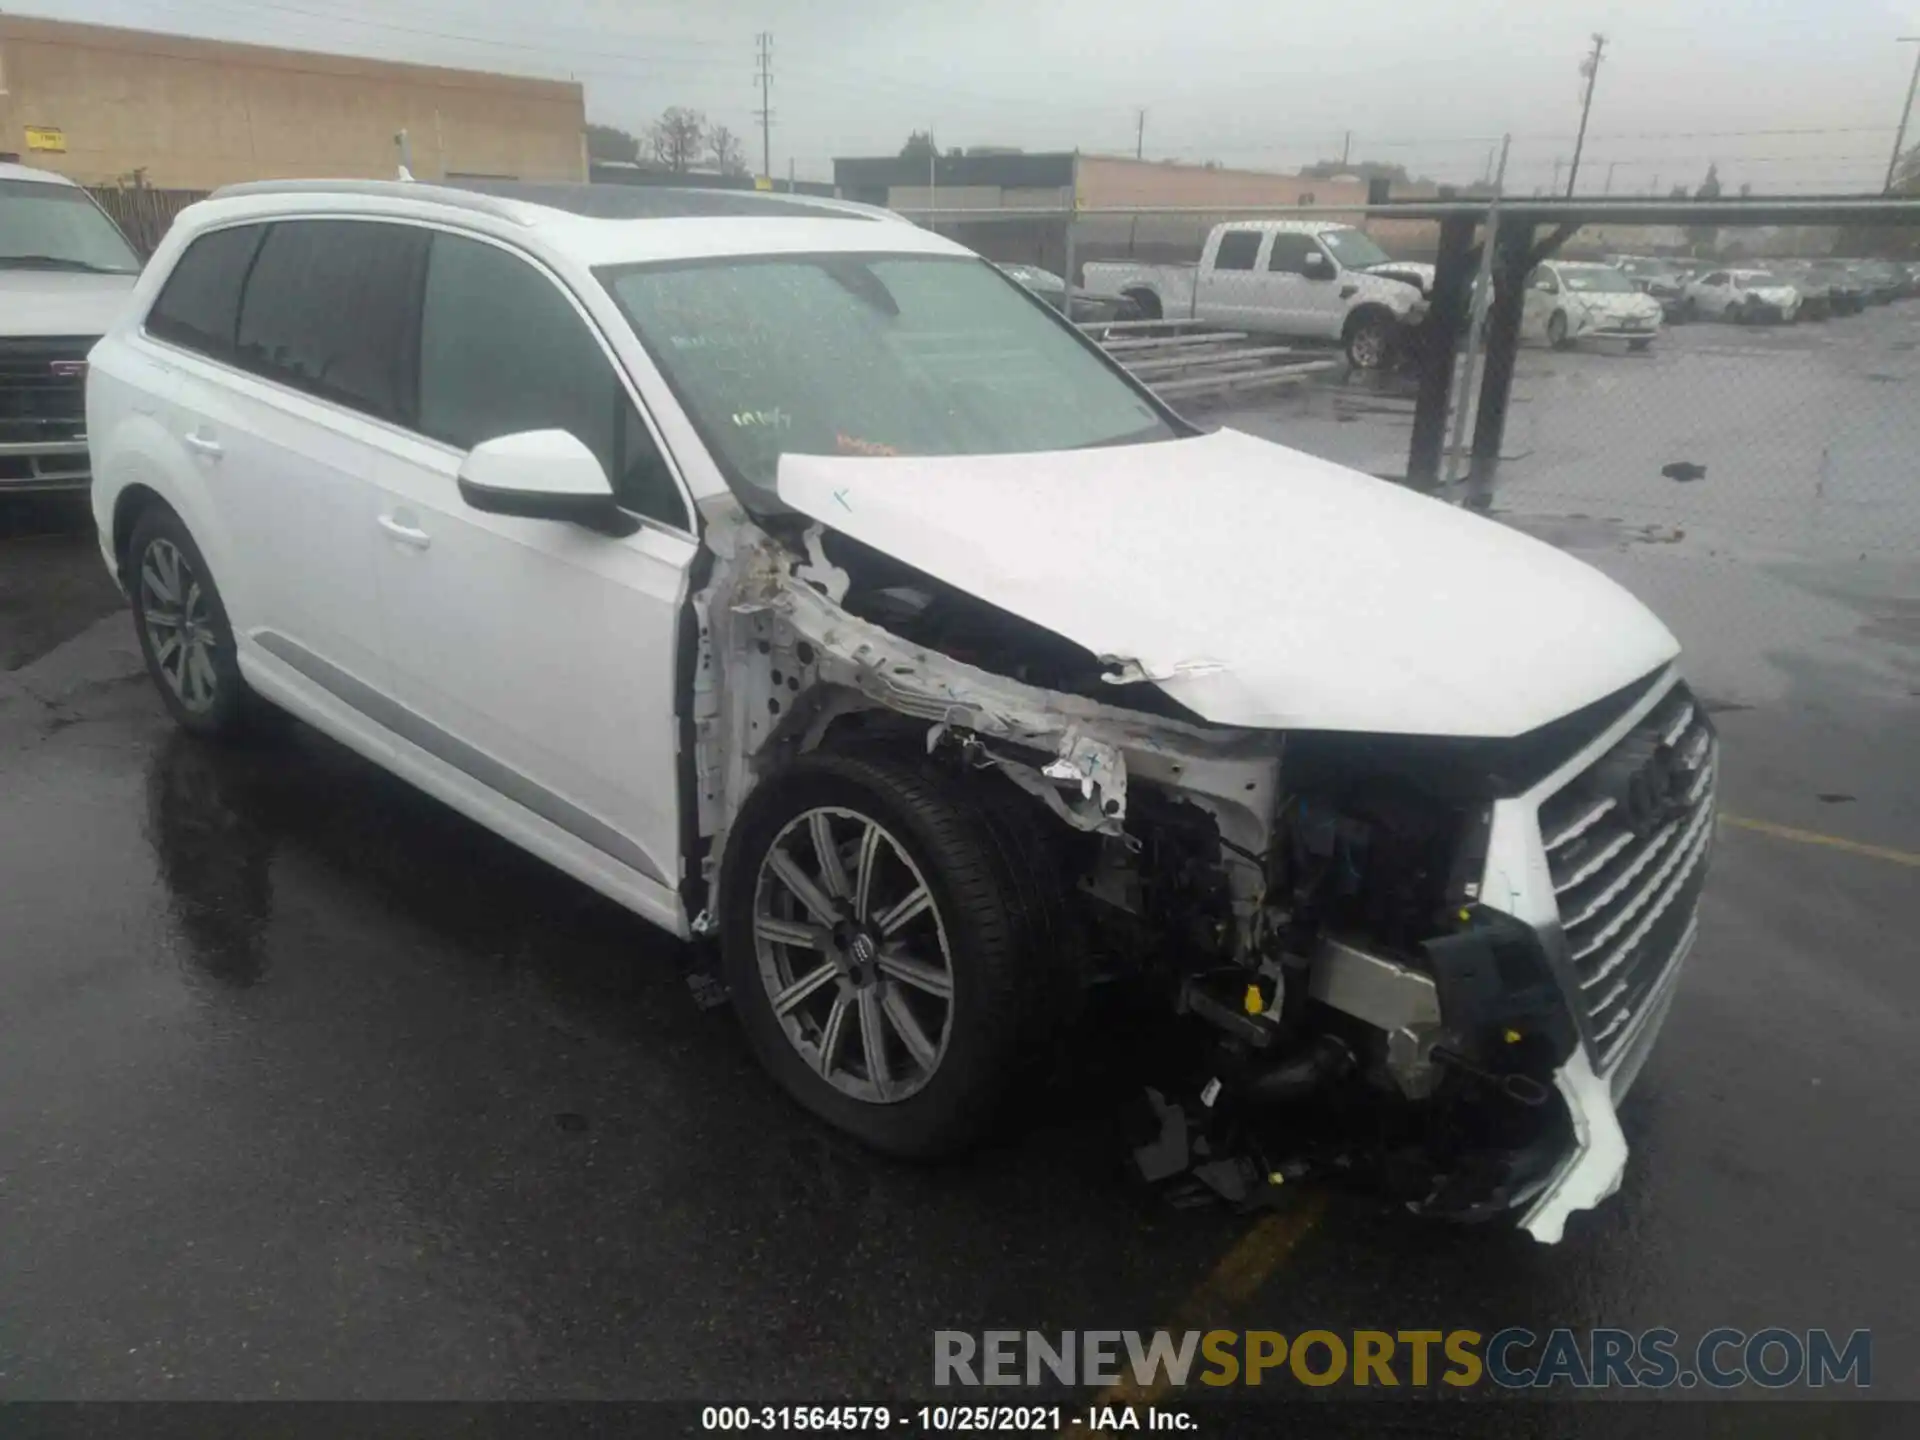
[[0, 269, 139, 338], [1745, 286, 1798, 307], [776, 429, 1679, 738]]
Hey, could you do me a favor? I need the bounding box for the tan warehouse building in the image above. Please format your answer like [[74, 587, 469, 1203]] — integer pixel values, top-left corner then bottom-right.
[[0, 15, 585, 190]]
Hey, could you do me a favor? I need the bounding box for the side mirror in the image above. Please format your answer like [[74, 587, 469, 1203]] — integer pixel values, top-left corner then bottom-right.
[[457, 430, 638, 537], [1302, 251, 1332, 279]]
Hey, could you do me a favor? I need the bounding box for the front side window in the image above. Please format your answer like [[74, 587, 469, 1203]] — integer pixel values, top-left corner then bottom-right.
[[601, 253, 1176, 501], [1213, 232, 1262, 270], [417, 233, 687, 529], [146, 224, 267, 360], [1702, 272, 1729, 287], [0, 178, 142, 274], [234, 220, 427, 422], [1267, 234, 1320, 275]]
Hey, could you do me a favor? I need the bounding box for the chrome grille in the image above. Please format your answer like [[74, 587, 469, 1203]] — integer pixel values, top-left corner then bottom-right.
[[0, 336, 91, 447], [1537, 682, 1717, 1069]]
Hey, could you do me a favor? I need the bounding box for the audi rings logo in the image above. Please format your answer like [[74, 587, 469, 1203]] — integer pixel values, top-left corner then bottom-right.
[[849, 933, 879, 967]]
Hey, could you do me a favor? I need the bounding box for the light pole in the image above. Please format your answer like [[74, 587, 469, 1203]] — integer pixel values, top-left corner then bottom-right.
[[1886, 37, 1920, 193], [1567, 33, 1607, 195]]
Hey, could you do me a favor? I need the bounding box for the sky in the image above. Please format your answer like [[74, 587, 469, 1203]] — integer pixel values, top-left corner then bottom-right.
[[22, 0, 1920, 193]]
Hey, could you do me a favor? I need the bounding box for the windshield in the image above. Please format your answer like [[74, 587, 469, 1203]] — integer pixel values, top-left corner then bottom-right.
[[602, 253, 1176, 498], [1000, 263, 1064, 292], [1318, 227, 1391, 270], [1737, 273, 1781, 287], [0, 179, 141, 273], [1560, 267, 1636, 294]]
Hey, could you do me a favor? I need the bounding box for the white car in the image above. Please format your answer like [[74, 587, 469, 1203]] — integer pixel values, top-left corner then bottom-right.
[[2, 162, 144, 492], [87, 180, 1717, 1241], [1522, 261, 1664, 351], [1082, 222, 1427, 369], [1683, 268, 1801, 324]]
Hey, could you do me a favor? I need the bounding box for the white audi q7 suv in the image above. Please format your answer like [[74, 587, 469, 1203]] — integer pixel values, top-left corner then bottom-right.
[[87, 180, 1716, 1241]]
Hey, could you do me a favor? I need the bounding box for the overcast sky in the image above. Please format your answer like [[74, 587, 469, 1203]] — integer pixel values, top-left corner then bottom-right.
[[25, 0, 1920, 192]]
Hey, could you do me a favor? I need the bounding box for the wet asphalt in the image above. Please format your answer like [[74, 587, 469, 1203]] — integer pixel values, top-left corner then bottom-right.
[[2, 310, 1917, 1410]]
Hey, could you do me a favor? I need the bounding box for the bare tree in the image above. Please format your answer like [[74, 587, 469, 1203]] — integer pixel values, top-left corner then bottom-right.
[[708, 125, 748, 176], [651, 107, 707, 172]]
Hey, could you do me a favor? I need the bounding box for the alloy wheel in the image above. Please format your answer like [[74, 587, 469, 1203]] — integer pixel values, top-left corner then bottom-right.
[[140, 537, 220, 714], [752, 806, 956, 1104]]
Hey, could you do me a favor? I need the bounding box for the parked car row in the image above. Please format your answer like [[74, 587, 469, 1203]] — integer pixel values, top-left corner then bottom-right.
[[1605, 251, 1918, 325]]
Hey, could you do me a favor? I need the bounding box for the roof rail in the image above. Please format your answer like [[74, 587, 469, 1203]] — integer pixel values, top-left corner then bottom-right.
[[206, 178, 538, 225]]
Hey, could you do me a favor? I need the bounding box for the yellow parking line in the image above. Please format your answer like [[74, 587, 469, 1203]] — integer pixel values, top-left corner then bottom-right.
[[1722, 813, 1920, 868], [1089, 1191, 1327, 1419]]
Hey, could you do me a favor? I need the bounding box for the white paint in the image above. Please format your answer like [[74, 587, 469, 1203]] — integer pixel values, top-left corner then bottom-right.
[[457, 429, 612, 497], [777, 429, 1680, 738]]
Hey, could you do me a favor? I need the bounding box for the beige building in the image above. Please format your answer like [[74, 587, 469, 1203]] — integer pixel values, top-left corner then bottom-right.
[[831, 151, 1437, 275], [0, 15, 585, 190]]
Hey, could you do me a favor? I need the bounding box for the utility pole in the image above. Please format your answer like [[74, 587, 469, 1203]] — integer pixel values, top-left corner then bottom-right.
[[1604, 160, 1618, 194], [1567, 32, 1607, 195], [1341, 129, 1352, 166], [1135, 107, 1146, 160], [1551, 156, 1562, 193], [753, 32, 773, 180], [1886, 37, 1920, 193]]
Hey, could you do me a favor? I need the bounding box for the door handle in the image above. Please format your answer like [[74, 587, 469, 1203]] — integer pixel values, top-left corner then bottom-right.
[[378, 514, 432, 549], [182, 431, 223, 460]]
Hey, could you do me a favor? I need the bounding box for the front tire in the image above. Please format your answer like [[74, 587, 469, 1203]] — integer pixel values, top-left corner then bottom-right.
[[719, 753, 1063, 1158], [1546, 310, 1571, 349], [1628, 337, 1652, 352], [1344, 309, 1393, 369], [128, 507, 262, 739]]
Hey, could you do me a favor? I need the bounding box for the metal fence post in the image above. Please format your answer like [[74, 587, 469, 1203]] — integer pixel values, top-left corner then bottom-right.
[[1466, 220, 1537, 500], [1407, 214, 1476, 489]]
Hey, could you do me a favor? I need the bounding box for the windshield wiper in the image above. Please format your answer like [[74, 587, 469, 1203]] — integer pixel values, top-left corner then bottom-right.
[[0, 254, 137, 274]]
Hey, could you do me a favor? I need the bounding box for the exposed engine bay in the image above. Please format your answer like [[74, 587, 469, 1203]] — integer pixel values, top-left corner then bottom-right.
[[687, 501, 1674, 1243]]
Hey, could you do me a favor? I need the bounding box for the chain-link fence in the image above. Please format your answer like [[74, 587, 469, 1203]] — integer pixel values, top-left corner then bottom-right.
[[935, 200, 1920, 567], [896, 192, 1920, 689]]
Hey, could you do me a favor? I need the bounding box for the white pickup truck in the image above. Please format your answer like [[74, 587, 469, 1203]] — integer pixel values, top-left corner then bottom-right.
[[1083, 220, 1428, 369]]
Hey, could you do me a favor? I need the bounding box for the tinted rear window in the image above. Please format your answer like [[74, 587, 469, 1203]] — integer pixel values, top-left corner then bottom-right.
[[234, 220, 428, 422], [146, 224, 266, 359], [1214, 232, 1261, 270]]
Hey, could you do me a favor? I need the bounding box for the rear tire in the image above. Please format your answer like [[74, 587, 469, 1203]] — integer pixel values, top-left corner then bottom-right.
[[1628, 337, 1652, 352], [1124, 288, 1162, 321], [127, 507, 266, 740], [719, 752, 1067, 1158]]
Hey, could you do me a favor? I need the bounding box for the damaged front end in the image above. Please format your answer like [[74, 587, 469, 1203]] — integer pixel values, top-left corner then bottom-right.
[[688, 500, 1716, 1243]]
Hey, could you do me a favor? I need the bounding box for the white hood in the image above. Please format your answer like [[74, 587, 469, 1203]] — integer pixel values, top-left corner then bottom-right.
[[776, 429, 1679, 738], [0, 270, 140, 338]]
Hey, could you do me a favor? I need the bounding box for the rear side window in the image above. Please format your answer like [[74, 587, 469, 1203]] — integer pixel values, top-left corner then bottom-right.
[[234, 220, 428, 423], [1214, 231, 1262, 270], [416, 232, 688, 529], [146, 224, 266, 360]]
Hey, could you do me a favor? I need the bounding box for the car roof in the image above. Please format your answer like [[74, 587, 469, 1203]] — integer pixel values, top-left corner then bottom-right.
[[0, 161, 80, 188], [188, 177, 963, 268]]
